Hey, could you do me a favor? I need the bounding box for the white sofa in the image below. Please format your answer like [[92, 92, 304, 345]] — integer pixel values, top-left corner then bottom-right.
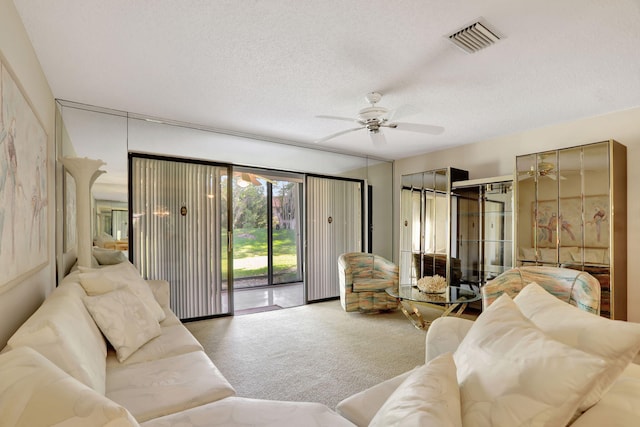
[[0, 261, 353, 426], [337, 281, 640, 426]]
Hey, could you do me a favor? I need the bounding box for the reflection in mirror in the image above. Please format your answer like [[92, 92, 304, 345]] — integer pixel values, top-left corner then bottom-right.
[[399, 168, 467, 286], [578, 143, 610, 265], [55, 101, 128, 280], [516, 153, 537, 262], [558, 147, 582, 263], [94, 200, 128, 251]]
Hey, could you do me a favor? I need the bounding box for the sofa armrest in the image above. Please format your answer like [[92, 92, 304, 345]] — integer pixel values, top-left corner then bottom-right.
[[146, 280, 170, 308], [335, 368, 416, 427], [425, 316, 474, 363]]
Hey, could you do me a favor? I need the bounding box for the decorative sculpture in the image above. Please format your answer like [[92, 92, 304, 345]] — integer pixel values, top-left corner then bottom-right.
[[61, 157, 106, 268]]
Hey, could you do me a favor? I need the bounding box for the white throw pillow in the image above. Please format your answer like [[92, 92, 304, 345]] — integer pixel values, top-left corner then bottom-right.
[[79, 261, 166, 321], [0, 347, 139, 427], [93, 247, 128, 265], [454, 294, 607, 427], [521, 247, 536, 260], [84, 289, 161, 362], [514, 282, 640, 411], [369, 352, 462, 427], [6, 282, 108, 394]]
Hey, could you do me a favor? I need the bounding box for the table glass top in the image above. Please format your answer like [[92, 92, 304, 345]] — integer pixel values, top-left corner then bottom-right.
[[386, 285, 481, 305]]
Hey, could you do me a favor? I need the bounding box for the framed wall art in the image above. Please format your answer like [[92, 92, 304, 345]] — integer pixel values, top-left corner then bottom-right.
[[0, 56, 48, 290], [533, 195, 609, 249]]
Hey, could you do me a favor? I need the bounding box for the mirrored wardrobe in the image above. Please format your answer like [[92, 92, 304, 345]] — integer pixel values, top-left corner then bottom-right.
[[399, 168, 468, 285], [515, 140, 627, 319]]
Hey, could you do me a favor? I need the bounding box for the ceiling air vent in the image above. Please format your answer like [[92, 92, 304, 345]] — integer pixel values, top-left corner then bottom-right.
[[448, 21, 500, 53]]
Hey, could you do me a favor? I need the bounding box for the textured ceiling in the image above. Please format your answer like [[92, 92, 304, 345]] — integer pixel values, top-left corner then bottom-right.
[[13, 0, 640, 161]]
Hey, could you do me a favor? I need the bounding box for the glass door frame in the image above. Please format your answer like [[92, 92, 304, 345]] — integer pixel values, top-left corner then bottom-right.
[[231, 166, 305, 310]]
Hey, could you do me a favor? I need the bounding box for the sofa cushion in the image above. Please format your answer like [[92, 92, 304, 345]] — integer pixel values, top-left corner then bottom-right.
[[106, 323, 203, 368], [139, 396, 355, 427], [454, 294, 607, 427], [0, 347, 139, 427], [425, 316, 475, 363], [159, 310, 183, 327], [84, 289, 162, 362], [6, 279, 107, 394], [93, 246, 128, 265], [571, 363, 640, 427], [514, 282, 640, 412], [336, 368, 416, 427], [106, 351, 236, 422], [79, 261, 166, 321], [369, 352, 461, 427], [352, 278, 394, 292], [571, 248, 608, 264], [146, 280, 171, 309]]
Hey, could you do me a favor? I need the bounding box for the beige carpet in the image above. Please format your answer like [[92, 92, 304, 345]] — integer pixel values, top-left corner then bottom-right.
[[185, 300, 468, 409]]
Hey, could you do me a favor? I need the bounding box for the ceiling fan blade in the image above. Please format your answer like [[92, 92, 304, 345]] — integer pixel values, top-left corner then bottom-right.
[[316, 115, 356, 123], [315, 126, 364, 143], [369, 130, 387, 147], [392, 122, 445, 135], [386, 104, 421, 122]]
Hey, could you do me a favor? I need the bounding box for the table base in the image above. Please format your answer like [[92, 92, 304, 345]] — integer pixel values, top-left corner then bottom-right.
[[398, 300, 469, 330]]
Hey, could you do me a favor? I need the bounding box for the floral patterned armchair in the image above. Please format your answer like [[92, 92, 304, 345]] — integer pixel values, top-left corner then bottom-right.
[[482, 266, 601, 314], [337, 253, 399, 313]]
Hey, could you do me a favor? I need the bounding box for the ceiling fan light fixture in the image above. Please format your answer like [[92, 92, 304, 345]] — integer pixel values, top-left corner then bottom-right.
[[448, 21, 500, 53]]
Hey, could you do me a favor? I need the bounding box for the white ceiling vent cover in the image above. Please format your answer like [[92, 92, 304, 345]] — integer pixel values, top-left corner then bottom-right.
[[448, 21, 500, 53]]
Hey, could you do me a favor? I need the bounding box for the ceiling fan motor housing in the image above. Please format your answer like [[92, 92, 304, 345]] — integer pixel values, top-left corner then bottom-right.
[[358, 106, 388, 122]]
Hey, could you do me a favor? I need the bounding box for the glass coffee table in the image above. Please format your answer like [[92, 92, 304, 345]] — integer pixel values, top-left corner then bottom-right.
[[386, 285, 481, 330]]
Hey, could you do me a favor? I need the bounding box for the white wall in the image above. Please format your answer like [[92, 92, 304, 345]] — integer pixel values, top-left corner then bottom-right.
[[394, 107, 640, 322], [0, 0, 56, 347]]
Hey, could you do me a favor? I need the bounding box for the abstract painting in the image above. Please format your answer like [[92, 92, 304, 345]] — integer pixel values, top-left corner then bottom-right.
[[0, 58, 48, 290]]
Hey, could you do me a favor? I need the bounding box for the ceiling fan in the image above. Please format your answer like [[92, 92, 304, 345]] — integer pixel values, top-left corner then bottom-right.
[[518, 154, 566, 181], [233, 172, 275, 187], [315, 92, 444, 146]]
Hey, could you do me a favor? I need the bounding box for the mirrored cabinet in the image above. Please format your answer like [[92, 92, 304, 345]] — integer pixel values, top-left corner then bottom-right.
[[399, 168, 468, 285], [515, 140, 627, 319], [452, 177, 514, 290]]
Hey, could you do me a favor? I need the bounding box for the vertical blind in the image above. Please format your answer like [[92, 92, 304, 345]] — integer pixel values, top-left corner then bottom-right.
[[131, 156, 229, 319], [306, 176, 362, 301]]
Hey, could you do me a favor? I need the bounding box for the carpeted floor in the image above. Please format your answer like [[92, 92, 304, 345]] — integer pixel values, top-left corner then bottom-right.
[[185, 300, 466, 409]]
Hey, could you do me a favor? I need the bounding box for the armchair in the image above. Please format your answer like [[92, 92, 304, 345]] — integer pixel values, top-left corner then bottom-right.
[[482, 266, 601, 314], [338, 253, 399, 312]]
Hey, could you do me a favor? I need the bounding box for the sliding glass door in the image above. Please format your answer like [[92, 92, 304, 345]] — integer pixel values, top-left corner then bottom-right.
[[232, 169, 304, 311], [131, 157, 364, 317]]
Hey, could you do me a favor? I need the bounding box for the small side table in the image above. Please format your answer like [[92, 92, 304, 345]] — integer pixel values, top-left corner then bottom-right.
[[386, 285, 481, 330]]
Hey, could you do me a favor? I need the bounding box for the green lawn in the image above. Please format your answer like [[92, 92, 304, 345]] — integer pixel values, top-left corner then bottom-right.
[[223, 227, 299, 279]]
